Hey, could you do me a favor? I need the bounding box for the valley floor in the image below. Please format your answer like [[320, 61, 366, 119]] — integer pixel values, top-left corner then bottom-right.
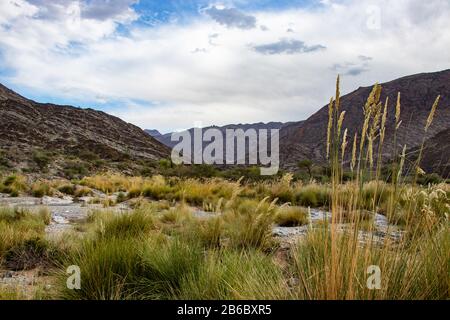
[[0, 174, 448, 300]]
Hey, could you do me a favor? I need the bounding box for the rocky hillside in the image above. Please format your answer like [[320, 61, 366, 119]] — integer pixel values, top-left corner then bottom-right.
[[407, 128, 450, 177], [0, 83, 169, 174], [280, 70, 450, 175]]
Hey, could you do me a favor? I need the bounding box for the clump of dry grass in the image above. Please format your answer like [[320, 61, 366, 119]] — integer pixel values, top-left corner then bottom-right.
[[224, 197, 277, 250], [31, 181, 53, 198], [275, 206, 308, 227], [0, 174, 28, 196], [0, 207, 52, 269]]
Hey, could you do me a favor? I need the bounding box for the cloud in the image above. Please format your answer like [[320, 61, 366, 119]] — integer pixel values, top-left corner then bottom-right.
[[81, 0, 138, 20], [205, 6, 256, 29], [208, 33, 219, 45], [332, 55, 373, 76], [0, 0, 450, 132], [252, 39, 326, 55], [25, 0, 138, 21], [191, 48, 207, 53]]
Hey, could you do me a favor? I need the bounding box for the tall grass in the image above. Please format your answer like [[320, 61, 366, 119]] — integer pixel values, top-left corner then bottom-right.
[[310, 77, 449, 300], [57, 209, 289, 300], [0, 207, 52, 270]]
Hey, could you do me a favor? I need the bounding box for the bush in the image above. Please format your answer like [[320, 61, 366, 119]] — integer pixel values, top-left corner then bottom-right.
[[0, 207, 48, 263], [31, 182, 53, 198], [1, 175, 28, 196], [275, 206, 308, 227], [4, 237, 51, 270], [63, 161, 89, 179], [295, 184, 330, 207], [0, 150, 11, 169], [94, 210, 156, 240], [116, 192, 127, 203], [58, 237, 144, 300], [58, 184, 75, 195], [32, 150, 51, 170], [417, 173, 442, 185], [74, 186, 92, 197], [225, 200, 276, 250]]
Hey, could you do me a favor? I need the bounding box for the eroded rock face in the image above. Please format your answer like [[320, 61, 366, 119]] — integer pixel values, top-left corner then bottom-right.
[[0, 83, 170, 169], [280, 69, 450, 175]]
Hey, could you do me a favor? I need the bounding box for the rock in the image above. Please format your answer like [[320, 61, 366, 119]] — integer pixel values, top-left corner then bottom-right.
[[53, 215, 70, 224], [5, 271, 14, 278], [42, 196, 74, 206], [288, 277, 300, 287], [273, 225, 309, 238]]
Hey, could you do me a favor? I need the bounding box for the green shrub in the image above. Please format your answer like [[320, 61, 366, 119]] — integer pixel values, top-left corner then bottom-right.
[[295, 185, 330, 207], [116, 192, 127, 203], [31, 182, 52, 198], [0, 150, 11, 169], [94, 210, 156, 240], [0, 207, 48, 263], [63, 161, 89, 179], [58, 184, 75, 195], [4, 237, 51, 271], [225, 204, 275, 250], [417, 173, 442, 185], [178, 250, 289, 300], [32, 150, 51, 169], [58, 237, 144, 300], [275, 206, 308, 227]]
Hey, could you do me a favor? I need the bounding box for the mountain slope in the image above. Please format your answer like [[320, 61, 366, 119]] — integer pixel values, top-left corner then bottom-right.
[[0, 83, 169, 171], [407, 128, 450, 177], [280, 70, 450, 174]]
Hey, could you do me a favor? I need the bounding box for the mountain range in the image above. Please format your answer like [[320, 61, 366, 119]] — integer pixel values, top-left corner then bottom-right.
[[145, 122, 291, 149], [147, 70, 450, 176], [0, 69, 449, 177]]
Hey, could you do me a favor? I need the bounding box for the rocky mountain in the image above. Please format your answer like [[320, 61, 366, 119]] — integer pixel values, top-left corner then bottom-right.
[[280, 69, 450, 175], [0, 83, 170, 172], [145, 129, 162, 139], [146, 122, 292, 149], [407, 128, 450, 177]]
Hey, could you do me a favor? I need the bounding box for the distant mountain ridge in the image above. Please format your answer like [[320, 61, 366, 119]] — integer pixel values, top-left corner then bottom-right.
[[146, 122, 293, 148]]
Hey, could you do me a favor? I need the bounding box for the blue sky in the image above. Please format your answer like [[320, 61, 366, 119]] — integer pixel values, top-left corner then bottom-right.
[[0, 0, 449, 132]]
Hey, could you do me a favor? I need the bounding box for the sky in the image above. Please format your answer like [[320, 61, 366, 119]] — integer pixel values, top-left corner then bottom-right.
[[0, 0, 449, 133]]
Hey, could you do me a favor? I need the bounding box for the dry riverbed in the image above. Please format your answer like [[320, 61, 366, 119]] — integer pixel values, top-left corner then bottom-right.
[[0, 191, 403, 299]]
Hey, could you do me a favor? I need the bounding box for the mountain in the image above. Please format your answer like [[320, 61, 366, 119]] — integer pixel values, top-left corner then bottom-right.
[[280, 70, 450, 174], [407, 128, 450, 177], [146, 122, 292, 148], [145, 129, 163, 139], [0, 83, 169, 173]]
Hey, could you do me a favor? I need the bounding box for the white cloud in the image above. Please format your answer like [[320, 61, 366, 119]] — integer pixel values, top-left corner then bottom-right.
[[0, 0, 449, 133]]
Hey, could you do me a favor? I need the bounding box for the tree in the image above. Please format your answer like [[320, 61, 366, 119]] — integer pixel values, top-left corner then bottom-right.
[[298, 159, 313, 180]]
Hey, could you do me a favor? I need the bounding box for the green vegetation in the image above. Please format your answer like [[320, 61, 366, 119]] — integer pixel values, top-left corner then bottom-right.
[[32, 150, 52, 171], [0, 207, 52, 269], [275, 206, 309, 227], [0, 79, 448, 301]]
